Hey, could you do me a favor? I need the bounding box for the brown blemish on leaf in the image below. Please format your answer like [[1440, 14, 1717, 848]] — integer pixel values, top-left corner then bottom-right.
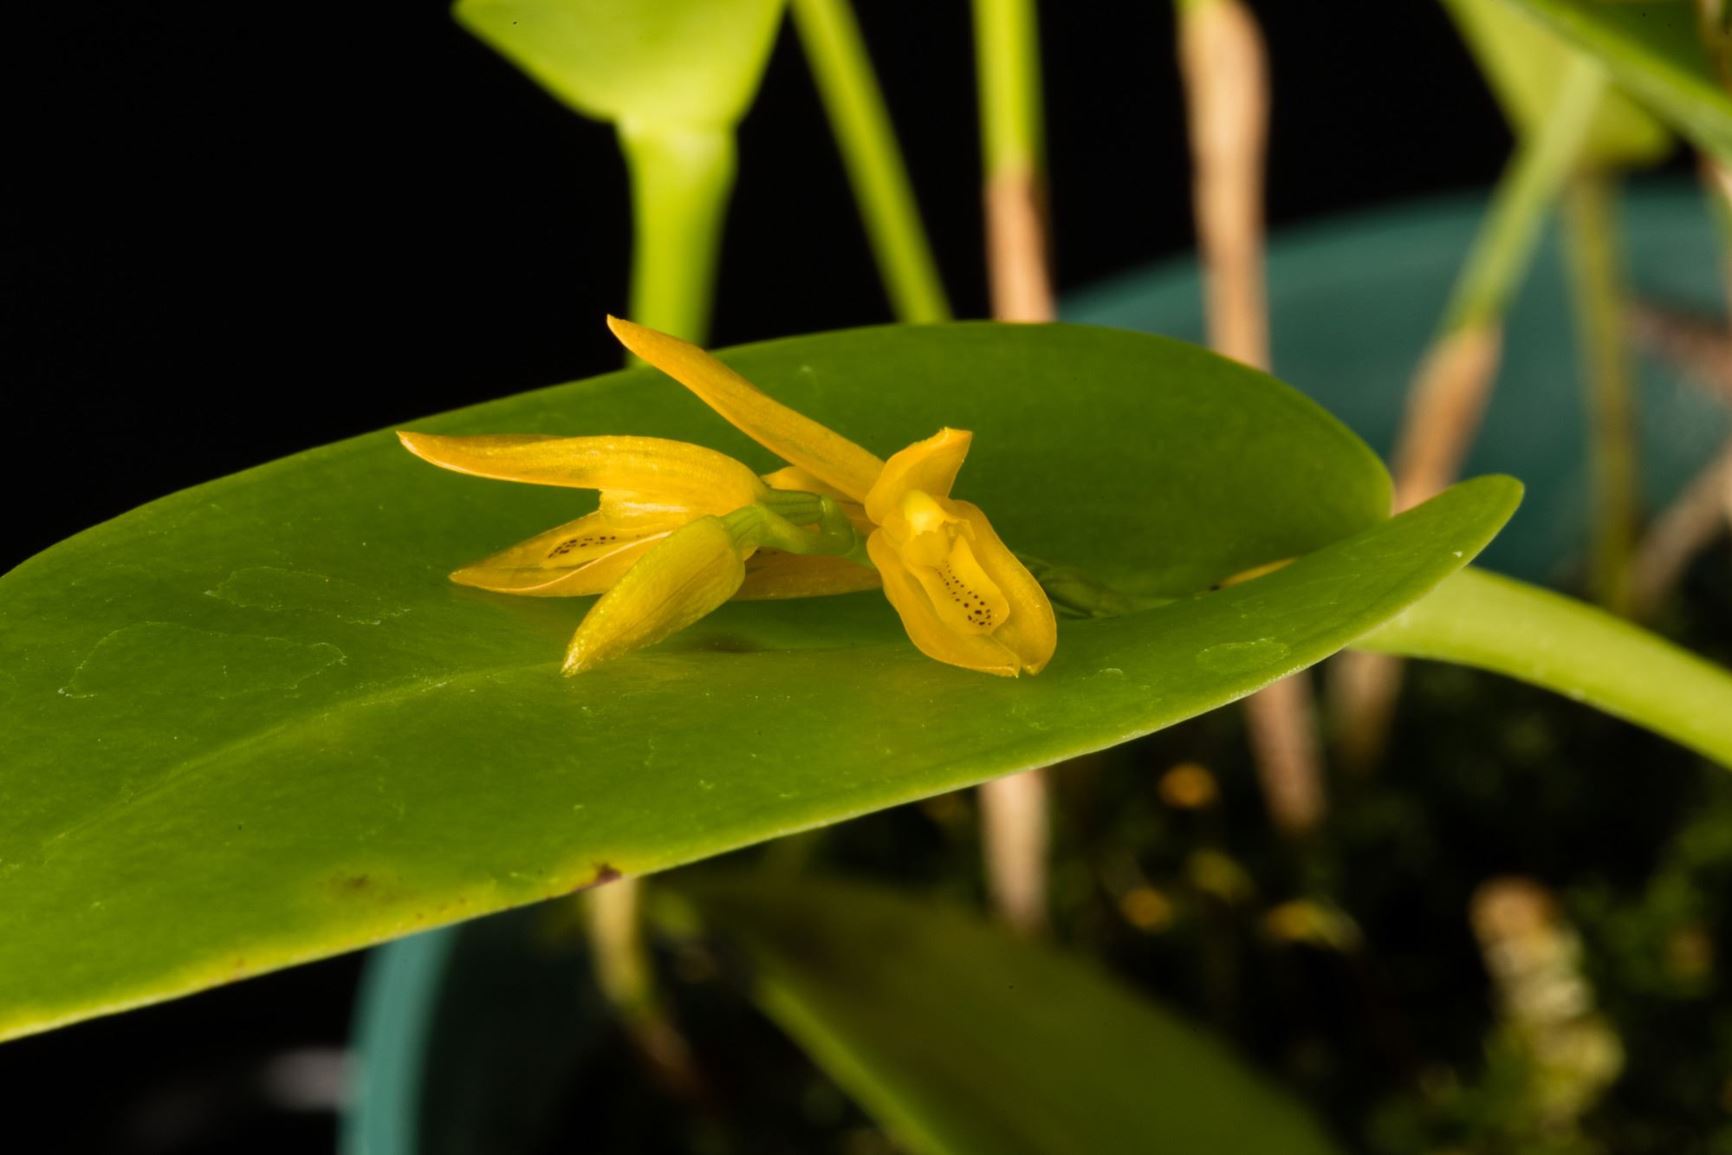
[[571, 863, 622, 894]]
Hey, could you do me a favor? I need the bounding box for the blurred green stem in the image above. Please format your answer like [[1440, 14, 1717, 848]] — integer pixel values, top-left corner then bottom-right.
[[1446, 56, 1607, 333], [973, 0, 1054, 321], [619, 122, 736, 344], [792, 0, 952, 323], [1356, 567, 1732, 769], [1562, 172, 1639, 615], [974, 0, 1043, 178]]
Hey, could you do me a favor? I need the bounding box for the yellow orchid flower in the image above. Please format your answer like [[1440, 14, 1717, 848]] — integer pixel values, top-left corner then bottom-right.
[[397, 431, 877, 600], [864, 428, 1057, 676], [398, 430, 877, 672], [608, 317, 1057, 676]]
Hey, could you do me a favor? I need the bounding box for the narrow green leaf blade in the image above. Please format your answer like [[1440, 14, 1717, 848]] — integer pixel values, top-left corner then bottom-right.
[[1356, 566, 1732, 768], [684, 874, 1343, 1155], [454, 0, 786, 127], [0, 324, 1515, 1041], [1495, 0, 1732, 161]]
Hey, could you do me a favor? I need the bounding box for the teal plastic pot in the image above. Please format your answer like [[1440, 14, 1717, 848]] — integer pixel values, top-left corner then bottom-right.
[[343, 183, 1729, 1153]]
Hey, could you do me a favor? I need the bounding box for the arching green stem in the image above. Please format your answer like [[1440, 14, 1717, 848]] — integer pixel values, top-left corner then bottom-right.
[[1356, 567, 1732, 769], [792, 0, 952, 323], [1446, 57, 1607, 334]]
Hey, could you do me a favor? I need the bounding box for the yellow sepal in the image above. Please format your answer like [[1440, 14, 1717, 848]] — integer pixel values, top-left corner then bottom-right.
[[948, 500, 1057, 674], [563, 516, 751, 674], [607, 316, 885, 502], [865, 428, 971, 526], [866, 496, 1055, 677], [448, 509, 683, 597], [397, 431, 766, 513], [868, 532, 1025, 676], [906, 528, 1010, 635]]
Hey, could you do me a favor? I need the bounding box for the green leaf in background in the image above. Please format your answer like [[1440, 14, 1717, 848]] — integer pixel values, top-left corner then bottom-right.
[[1494, 0, 1732, 161], [683, 873, 1344, 1155], [452, 0, 790, 341], [1443, 0, 1672, 167], [0, 323, 1516, 1042], [453, 0, 785, 127]]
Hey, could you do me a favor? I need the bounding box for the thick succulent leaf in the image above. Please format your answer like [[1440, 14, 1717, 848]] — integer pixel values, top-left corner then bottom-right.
[[1443, 0, 1672, 166], [1494, 0, 1732, 161], [0, 324, 1516, 1041], [454, 0, 786, 127], [683, 874, 1343, 1155]]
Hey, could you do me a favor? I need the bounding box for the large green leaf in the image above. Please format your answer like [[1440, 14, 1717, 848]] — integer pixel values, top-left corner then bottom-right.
[[1495, 0, 1732, 161], [0, 324, 1517, 1042], [1443, 0, 1672, 166], [454, 0, 786, 127], [683, 874, 1343, 1155]]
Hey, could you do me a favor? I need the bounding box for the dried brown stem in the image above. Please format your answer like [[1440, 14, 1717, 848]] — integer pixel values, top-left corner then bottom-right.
[[984, 166, 1055, 322], [1179, 0, 1325, 835], [1625, 295, 1732, 614], [1630, 437, 1732, 618], [1628, 302, 1732, 406], [1244, 675, 1326, 835], [1390, 323, 1506, 511], [980, 768, 1051, 936], [1332, 326, 1501, 771], [1181, 0, 1270, 368], [1327, 649, 1405, 776]]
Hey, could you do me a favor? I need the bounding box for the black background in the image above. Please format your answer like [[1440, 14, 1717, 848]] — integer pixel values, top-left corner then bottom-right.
[[0, 1, 1625, 1150]]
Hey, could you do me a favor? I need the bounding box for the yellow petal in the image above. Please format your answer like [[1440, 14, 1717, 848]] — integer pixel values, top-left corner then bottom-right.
[[449, 510, 682, 597], [736, 552, 882, 600], [949, 500, 1058, 674], [564, 516, 749, 674], [865, 428, 972, 526], [607, 316, 885, 502], [398, 431, 765, 512], [867, 531, 1023, 676], [906, 531, 1011, 635]]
